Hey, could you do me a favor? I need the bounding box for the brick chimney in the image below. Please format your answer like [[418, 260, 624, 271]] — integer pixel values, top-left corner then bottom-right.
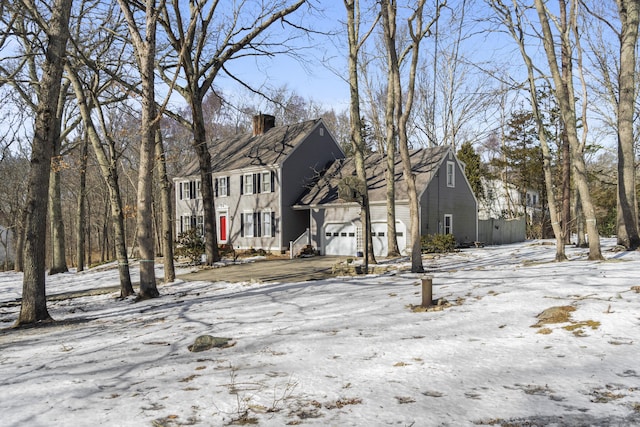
[[252, 113, 276, 136]]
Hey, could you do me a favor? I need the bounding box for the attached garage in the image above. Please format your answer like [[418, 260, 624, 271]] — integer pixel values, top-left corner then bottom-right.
[[323, 222, 357, 256], [296, 146, 478, 259], [321, 220, 408, 257]]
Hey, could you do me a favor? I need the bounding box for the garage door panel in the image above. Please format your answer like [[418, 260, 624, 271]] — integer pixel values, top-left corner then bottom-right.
[[372, 223, 386, 257], [323, 221, 406, 257], [323, 223, 357, 256], [372, 221, 407, 257]]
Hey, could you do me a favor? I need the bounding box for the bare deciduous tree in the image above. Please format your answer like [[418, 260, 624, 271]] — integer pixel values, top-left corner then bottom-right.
[[66, 65, 136, 297], [615, 0, 640, 249], [15, 0, 73, 325], [488, 0, 567, 261], [534, 0, 602, 260], [381, 0, 443, 272], [344, 0, 377, 267], [117, 0, 162, 298], [158, 0, 306, 265]]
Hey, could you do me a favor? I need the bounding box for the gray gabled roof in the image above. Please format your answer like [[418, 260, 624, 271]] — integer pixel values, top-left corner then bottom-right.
[[180, 118, 324, 177], [296, 145, 451, 207]]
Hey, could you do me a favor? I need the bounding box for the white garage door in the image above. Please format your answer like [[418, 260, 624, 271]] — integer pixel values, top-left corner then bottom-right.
[[372, 221, 407, 257], [323, 223, 357, 256], [371, 223, 387, 257]]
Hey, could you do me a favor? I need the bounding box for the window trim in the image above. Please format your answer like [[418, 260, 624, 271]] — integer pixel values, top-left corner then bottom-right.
[[180, 214, 191, 233], [180, 214, 204, 236], [444, 214, 453, 235], [262, 211, 272, 237], [446, 161, 455, 188], [261, 171, 272, 193], [217, 176, 229, 197], [180, 180, 202, 200], [242, 211, 255, 237], [181, 182, 190, 200], [243, 174, 254, 195]]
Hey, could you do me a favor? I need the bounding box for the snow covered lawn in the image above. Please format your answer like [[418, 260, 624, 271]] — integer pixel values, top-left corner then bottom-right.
[[1, 240, 639, 426]]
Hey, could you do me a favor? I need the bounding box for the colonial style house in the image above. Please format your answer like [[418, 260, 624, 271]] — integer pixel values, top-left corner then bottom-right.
[[174, 116, 478, 257], [294, 146, 478, 257], [173, 114, 345, 253]]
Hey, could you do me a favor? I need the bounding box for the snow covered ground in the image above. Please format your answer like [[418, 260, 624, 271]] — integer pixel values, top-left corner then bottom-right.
[[1, 239, 639, 426]]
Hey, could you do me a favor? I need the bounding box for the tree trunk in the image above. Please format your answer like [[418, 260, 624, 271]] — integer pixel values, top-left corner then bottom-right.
[[118, 0, 160, 299], [382, 0, 431, 272], [14, 209, 26, 272], [559, 1, 572, 246], [17, 0, 73, 326], [67, 65, 134, 297], [574, 190, 587, 247], [49, 77, 71, 275], [344, 0, 376, 265], [561, 129, 571, 243], [490, 0, 567, 261], [191, 96, 220, 264], [616, 0, 640, 250], [48, 153, 68, 275], [76, 134, 88, 272], [383, 3, 400, 258], [136, 78, 159, 298], [86, 197, 92, 267], [534, 0, 602, 260], [155, 127, 175, 283]]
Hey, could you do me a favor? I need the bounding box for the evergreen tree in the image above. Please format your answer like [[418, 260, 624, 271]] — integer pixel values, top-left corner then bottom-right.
[[491, 110, 546, 215], [456, 141, 486, 202]]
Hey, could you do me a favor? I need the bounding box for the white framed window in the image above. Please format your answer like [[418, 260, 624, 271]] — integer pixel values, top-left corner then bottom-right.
[[181, 182, 191, 200], [217, 176, 228, 197], [444, 214, 453, 235], [262, 211, 272, 237], [446, 162, 455, 188], [196, 215, 204, 236], [180, 180, 201, 200], [180, 214, 191, 233], [261, 171, 272, 193], [243, 174, 254, 195], [243, 211, 254, 237], [180, 214, 204, 236]]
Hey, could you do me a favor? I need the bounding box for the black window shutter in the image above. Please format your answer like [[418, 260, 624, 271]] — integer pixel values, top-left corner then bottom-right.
[[240, 214, 244, 237], [271, 212, 276, 236], [226, 176, 230, 196], [271, 171, 275, 191], [254, 173, 259, 194], [179, 183, 183, 200], [240, 175, 244, 195], [253, 212, 261, 237], [214, 178, 218, 197]]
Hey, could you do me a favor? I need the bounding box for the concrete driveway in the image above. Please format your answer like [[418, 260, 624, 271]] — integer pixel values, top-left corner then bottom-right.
[[178, 256, 344, 284]]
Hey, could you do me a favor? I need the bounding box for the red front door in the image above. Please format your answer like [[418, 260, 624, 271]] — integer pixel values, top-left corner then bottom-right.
[[219, 214, 227, 241]]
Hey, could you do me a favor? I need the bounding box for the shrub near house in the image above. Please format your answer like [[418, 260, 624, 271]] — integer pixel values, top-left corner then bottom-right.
[[421, 234, 456, 254]]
